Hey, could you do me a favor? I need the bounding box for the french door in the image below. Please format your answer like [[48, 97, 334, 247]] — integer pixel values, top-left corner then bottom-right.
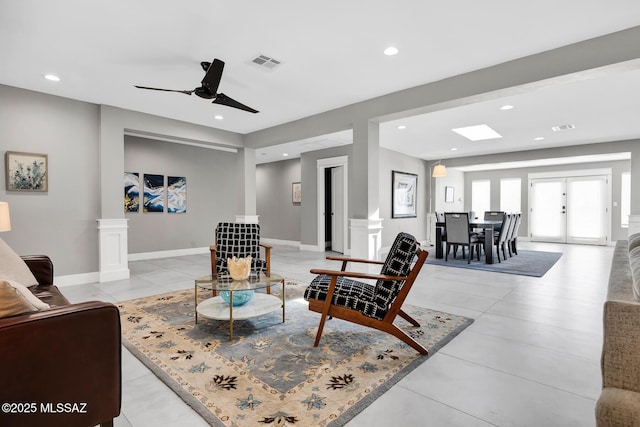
[[530, 175, 608, 245]]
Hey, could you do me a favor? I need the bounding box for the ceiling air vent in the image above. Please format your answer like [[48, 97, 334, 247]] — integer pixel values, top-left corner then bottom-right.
[[250, 54, 282, 70], [551, 124, 576, 132]]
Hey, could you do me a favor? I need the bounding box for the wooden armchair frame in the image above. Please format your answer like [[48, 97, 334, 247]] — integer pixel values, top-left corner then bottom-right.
[[307, 248, 429, 355]]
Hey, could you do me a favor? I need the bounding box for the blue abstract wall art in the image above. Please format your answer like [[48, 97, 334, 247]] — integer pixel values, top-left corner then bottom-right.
[[167, 176, 187, 213], [143, 174, 165, 212], [124, 172, 140, 212]]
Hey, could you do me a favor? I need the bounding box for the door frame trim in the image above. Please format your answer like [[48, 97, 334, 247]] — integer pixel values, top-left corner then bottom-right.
[[317, 156, 349, 254], [528, 168, 612, 179]]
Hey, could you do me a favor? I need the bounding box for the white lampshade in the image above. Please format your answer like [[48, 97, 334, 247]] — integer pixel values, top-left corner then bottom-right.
[[0, 202, 10, 232], [432, 164, 447, 178]]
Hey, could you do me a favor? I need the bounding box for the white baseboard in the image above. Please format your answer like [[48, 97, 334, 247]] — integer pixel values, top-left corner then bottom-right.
[[55, 240, 352, 287], [128, 246, 209, 261], [261, 238, 300, 247], [55, 272, 101, 287]]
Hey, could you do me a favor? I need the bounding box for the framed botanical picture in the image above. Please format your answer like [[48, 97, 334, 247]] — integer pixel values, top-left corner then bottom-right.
[[292, 182, 302, 203], [5, 151, 48, 191], [445, 186, 455, 203], [392, 171, 417, 218]]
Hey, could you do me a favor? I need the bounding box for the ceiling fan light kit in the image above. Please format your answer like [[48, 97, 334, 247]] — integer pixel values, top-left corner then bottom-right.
[[135, 58, 259, 114]]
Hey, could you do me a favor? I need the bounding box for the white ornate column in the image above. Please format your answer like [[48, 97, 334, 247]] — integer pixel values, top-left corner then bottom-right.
[[350, 218, 384, 261], [97, 219, 129, 282]]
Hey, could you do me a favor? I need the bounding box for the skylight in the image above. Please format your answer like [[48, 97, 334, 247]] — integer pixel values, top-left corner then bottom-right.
[[451, 124, 502, 141]]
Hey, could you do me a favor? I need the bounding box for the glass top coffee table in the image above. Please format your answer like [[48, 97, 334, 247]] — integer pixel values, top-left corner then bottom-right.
[[194, 272, 285, 340]]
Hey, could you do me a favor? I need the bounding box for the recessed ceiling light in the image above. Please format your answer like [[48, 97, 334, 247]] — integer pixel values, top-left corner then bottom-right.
[[551, 124, 576, 132], [452, 124, 502, 141], [214, 115, 223, 120], [384, 46, 399, 56], [283, 153, 289, 157], [500, 105, 514, 110], [534, 137, 545, 141], [397, 125, 406, 130], [44, 74, 60, 82], [451, 148, 458, 151]]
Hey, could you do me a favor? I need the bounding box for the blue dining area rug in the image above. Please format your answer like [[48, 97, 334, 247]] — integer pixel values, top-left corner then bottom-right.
[[426, 249, 562, 277]]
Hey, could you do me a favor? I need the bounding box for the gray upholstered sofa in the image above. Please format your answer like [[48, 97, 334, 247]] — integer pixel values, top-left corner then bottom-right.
[[596, 233, 640, 426]]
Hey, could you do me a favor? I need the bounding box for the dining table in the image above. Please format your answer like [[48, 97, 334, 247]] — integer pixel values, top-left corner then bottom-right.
[[435, 220, 503, 264]]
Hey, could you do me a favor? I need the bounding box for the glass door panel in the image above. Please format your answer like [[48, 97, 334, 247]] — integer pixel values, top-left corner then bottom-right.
[[567, 176, 607, 245], [530, 179, 566, 242]]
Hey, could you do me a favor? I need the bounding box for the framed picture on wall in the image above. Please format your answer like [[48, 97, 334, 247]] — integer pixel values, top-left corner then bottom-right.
[[445, 186, 455, 203], [167, 176, 187, 213], [124, 172, 140, 212], [292, 182, 302, 203], [392, 170, 417, 218], [5, 151, 48, 191], [143, 173, 165, 212]]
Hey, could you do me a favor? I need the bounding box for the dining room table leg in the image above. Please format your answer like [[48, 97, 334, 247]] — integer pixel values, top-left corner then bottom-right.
[[484, 226, 495, 264]]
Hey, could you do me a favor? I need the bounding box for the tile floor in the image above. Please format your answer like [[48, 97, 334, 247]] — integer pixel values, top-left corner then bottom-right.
[[62, 241, 612, 427]]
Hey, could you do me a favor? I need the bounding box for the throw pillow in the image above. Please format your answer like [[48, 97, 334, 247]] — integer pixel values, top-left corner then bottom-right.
[[0, 238, 38, 286], [1, 279, 50, 310], [629, 233, 640, 252], [0, 281, 39, 318]]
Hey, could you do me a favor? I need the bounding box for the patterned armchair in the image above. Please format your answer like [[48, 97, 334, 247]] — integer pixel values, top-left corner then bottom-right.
[[209, 222, 271, 279], [304, 232, 429, 354]]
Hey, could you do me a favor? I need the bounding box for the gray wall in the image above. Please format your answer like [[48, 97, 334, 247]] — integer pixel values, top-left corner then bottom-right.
[[0, 85, 100, 275], [300, 145, 353, 247], [379, 148, 428, 246], [0, 84, 245, 277], [464, 159, 630, 242], [124, 136, 239, 253], [256, 158, 301, 241], [258, 137, 429, 251]]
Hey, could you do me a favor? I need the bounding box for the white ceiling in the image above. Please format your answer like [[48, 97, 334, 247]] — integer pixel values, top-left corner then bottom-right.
[[2, 0, 640, 164]]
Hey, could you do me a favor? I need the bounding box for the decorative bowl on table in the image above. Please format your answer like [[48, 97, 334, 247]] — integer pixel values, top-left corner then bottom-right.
[[227, 256, 252, 281], [220, 289, 254, 306]]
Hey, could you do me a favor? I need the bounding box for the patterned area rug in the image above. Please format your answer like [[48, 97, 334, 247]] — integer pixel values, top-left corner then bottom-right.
[[119, 281, 473, 426]]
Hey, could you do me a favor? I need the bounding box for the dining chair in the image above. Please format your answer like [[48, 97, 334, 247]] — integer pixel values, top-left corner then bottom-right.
[[480, 213, 513, 263], [444, 212, 480, 264], [209, 222, 272, 278], [508, 213, 522, 256], [484, 211, 506, 232], [435, 211, 447, 244], [304, 232, 429, 354]]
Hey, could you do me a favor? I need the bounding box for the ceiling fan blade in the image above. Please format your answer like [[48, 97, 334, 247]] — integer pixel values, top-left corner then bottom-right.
[[213, 93, 259, 113], [134, 85, 193, 95], [201, 59, 225, 95]]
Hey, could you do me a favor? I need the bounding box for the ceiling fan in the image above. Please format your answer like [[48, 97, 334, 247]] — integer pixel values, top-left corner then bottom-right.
[[135, 58, 259, 114]]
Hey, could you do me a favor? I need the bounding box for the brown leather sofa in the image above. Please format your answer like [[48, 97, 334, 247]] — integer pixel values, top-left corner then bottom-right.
[[0, 255, 121, 427]]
